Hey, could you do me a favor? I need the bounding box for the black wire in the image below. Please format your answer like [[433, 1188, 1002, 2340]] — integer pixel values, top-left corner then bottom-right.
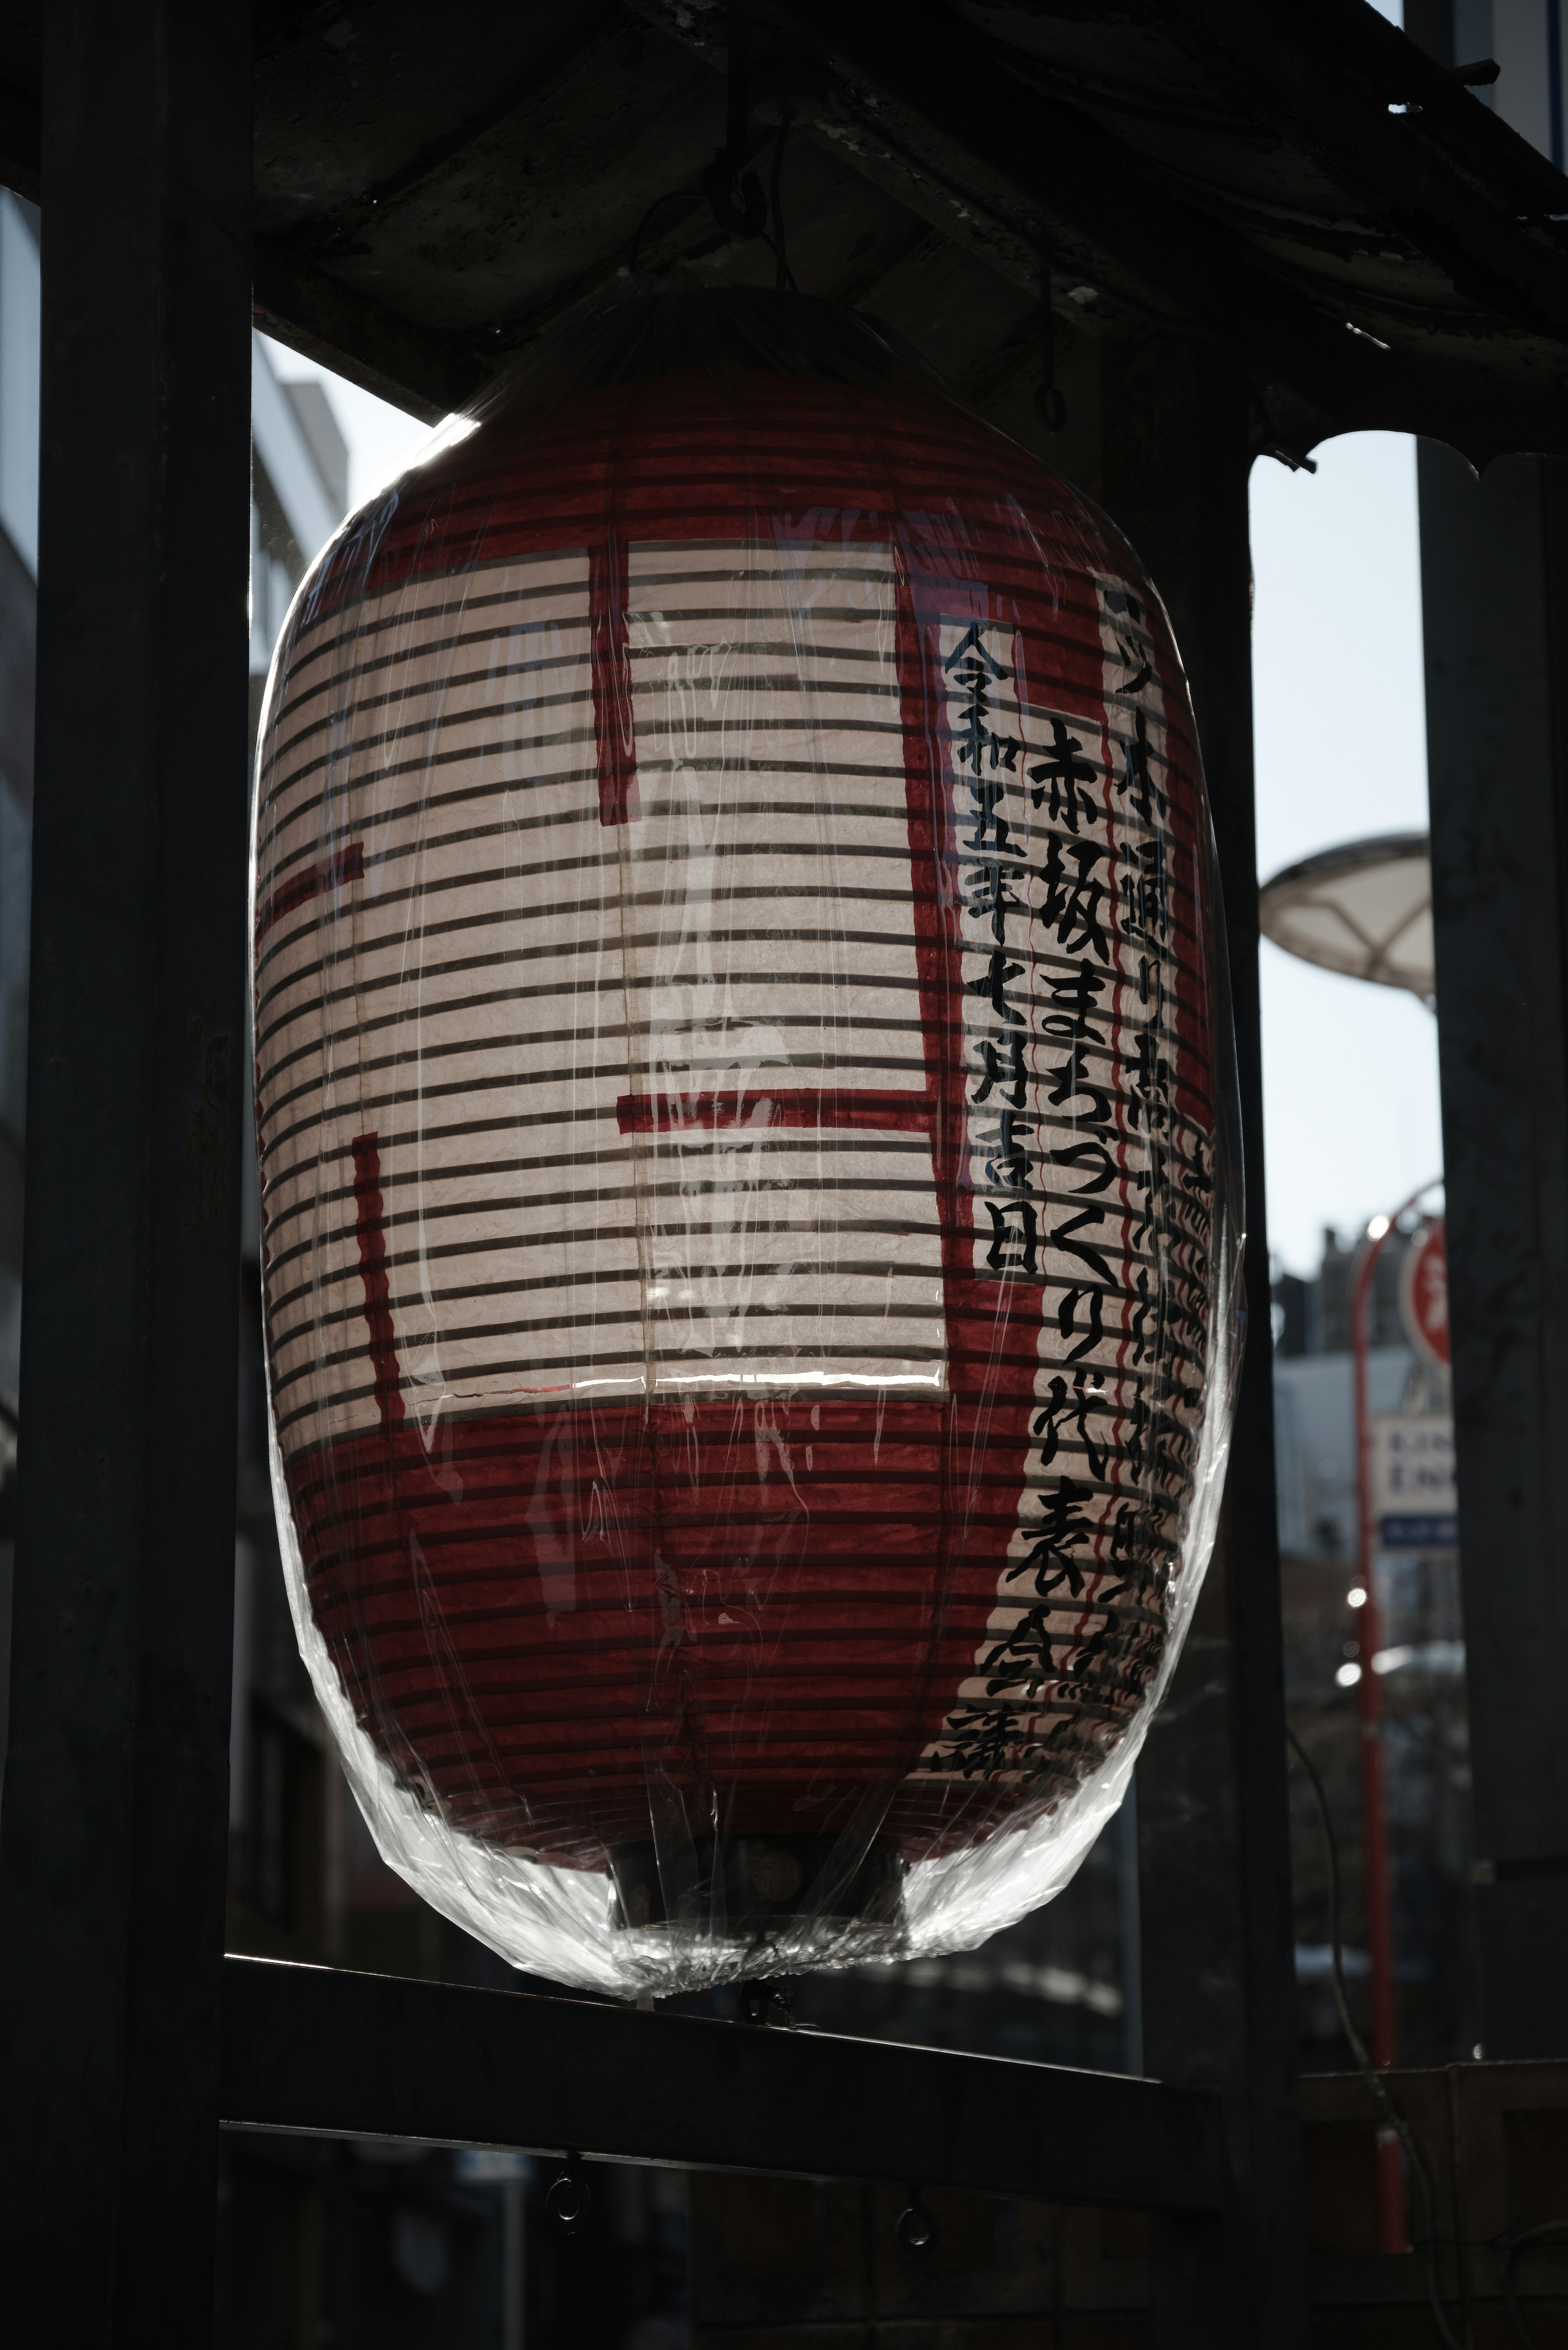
[[1286, 1725, 1370, 2070], [1503, 2222, 1568, 2347], [1035, 259, 1065, 430], [625, 187, 700, 272], [618, 115, 797, 289], [1286, 1722, 1467, 2349], [769, 114, 797, 294]]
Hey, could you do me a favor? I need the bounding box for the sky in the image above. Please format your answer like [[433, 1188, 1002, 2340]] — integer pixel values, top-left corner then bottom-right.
[[259, 337, 434, 508], [1251, 433, 1441, 1273], [263, 335, 1442, 1282]]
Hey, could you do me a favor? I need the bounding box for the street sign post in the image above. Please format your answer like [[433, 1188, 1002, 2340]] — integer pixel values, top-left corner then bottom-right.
[[1348, 1177, 1441, 2253]]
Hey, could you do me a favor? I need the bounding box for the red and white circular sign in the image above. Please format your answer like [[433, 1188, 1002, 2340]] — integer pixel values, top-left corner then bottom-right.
[[1401, 1220, 1450, 1367]]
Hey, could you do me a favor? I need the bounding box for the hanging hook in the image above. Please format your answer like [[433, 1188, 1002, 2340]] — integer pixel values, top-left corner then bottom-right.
[[546, 2150, 592, 2236], [1035, 254, 1067, 433], [896, 2184, 939, 2252], [725, 7, 751, 163], [705, 9, 768, 241], [738, 1978, 794, 2027]]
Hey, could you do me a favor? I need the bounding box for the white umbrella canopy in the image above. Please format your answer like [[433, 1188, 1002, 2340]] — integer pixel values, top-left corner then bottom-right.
[[1258, 831, 1433, 1004]]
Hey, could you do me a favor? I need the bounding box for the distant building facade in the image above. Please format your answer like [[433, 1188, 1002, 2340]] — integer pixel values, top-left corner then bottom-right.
[[1273, 1221, 1411, 1363]]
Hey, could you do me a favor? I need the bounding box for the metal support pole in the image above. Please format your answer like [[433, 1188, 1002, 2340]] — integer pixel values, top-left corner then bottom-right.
[[1350, 1217, 1401, 2095], [501, 2174, 527, 2350], [1099, 328, 1308, 2347], [1349, 1189, 1441, 2256], [0, 5, 253, 2342], [1417, 441, 1568, 2059]]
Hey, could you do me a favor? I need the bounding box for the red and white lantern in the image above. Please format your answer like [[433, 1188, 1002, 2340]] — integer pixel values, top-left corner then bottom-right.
[[253, 289, 1241, 1993]]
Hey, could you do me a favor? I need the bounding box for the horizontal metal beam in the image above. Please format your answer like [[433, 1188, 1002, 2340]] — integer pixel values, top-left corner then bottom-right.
[[782, 0, 1568, 461], [635, 0, 1568, 464], [220, 1956, 1227, 2215], [252, 242, 486, 424], [0, 76, 39, 203], [1166, 0, 1568, 330]]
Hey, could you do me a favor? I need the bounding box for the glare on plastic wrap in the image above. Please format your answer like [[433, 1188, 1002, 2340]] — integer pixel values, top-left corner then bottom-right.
[[251, 284, 1243, 1996]]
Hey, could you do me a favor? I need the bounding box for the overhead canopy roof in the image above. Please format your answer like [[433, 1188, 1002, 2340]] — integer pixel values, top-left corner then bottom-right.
[[3, 1, 1568, 458]]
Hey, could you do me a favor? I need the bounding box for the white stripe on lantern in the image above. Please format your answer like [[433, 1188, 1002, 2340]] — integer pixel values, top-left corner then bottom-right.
[[255, 542, 951, 1458]]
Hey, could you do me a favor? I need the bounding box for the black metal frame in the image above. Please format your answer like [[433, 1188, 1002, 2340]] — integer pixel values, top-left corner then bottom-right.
[[0, 24, 1261, 2341], [9, 5, 1548, 2344], [220, 1957, 1226, 2211], [0, 8, 252, 2346], [0, 11, 1294, 2346]]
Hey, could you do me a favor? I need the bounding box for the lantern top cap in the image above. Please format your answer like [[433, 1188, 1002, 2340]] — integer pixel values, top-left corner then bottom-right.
[[459, 276, 951, 432], [303, 274, 1119, 635]]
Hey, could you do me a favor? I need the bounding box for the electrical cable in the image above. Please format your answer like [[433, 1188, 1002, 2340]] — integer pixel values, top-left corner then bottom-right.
[[769, 112, 798, 293], [626, 188, 701, 272], [1503, 2222, 1568, 2347], [1034, 254, 1066, 431], [1287, 1721, 1468, 2349]]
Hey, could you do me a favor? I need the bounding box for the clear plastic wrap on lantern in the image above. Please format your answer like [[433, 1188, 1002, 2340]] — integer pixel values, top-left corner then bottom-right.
[[252, 284, 1243, 1997]]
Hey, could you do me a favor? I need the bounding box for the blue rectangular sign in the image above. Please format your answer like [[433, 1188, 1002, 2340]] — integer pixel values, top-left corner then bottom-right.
[[1379, 1512, 1459, 1551]]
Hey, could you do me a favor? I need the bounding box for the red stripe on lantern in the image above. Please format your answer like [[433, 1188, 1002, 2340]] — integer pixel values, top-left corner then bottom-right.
[[255, 838, 363, 938]]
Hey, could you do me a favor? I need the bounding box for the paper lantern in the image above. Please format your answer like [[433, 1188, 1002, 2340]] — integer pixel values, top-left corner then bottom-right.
[[252, 287, 1240, 1994]]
